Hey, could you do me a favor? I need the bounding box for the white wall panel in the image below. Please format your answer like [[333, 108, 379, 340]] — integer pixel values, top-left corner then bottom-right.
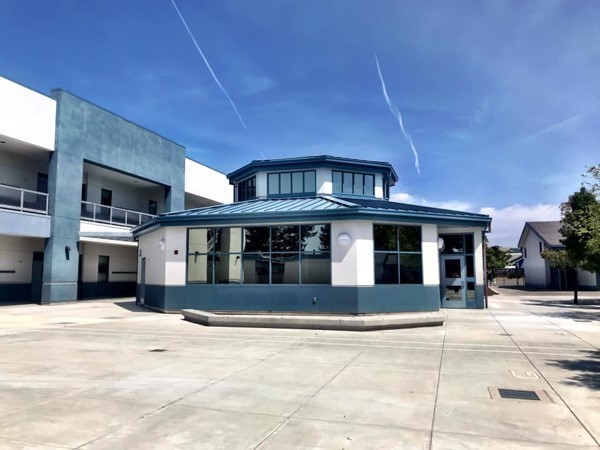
[[421, 224, 440, 285], [331, 220, 374, 286], [185, 158, 232, 205], [0, 236, 44, 283], [0, 77, 56, 151]]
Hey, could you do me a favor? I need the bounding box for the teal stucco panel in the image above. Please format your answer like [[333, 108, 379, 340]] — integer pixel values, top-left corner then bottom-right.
[[42, 91, 185, 303]]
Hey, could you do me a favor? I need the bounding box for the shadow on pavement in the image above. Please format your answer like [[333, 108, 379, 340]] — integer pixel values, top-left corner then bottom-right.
[[548, 350, 600, 390], [113, 300, 155, 313], [521, 299, 600, 321]]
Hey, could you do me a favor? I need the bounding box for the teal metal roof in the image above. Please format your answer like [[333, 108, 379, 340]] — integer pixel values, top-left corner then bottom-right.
[[227, 155, 399, 185], [134, 195, 491, 237], [165, 196, 347, 217]]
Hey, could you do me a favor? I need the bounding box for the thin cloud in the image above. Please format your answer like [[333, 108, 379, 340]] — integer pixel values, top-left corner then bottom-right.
[[170, 0, 247, 129], [374, 53, 420, 175]]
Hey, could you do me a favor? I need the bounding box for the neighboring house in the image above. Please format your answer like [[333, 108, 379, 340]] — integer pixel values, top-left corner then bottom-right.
[[503, 247, 523, 269], [133, 156, 492, 313], [518, 221, 599, 290], [0, 76, 232, 304]]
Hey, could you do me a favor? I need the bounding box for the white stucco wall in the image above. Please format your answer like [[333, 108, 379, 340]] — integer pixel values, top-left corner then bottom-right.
[[0, 236, 45, 283], [84, 169, 166, 215], [421, 224, 440, 285], [138, 226, 187, 287], [80, 241, 137, 283], [316, 168, 331, 195], [0, 150, 49, 191], [0, 77, 56, 151], [138, 229, 166, 286], [521, 229, 550, 287], [331, 220, 374, 286], [185, 158, 232, 205]]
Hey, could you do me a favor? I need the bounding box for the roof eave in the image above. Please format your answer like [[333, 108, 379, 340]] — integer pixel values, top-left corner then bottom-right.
[[132, 207, 490, 238]]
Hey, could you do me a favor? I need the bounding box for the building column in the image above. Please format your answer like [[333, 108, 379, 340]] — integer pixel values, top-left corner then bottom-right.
[[41, 150, 83, 303]]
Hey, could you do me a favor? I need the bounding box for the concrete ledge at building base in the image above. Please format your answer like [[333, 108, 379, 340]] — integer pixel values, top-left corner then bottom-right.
[[182, 309, 445, 331]]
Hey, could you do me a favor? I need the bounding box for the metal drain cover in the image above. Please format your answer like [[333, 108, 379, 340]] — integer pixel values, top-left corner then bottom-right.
[[498, 389, 540, 400], [489, 387, 552, 402]]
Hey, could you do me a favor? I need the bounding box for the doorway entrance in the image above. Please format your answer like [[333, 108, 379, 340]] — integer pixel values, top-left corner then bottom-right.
[[441, 255, 466, 308], [31, 252, 44, 303]]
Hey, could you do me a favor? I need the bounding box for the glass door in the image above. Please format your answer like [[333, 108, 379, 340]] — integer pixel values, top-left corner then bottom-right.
[[441, 255, 466, 308]]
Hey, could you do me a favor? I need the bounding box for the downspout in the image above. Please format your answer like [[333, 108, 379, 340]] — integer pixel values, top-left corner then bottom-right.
[[482, 228, 489, 309]]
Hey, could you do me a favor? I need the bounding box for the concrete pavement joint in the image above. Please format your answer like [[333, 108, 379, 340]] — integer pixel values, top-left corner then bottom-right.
[[487, 308, 600, 447], [73, 339, 301, 449], [428, 309, 448, 450], [250, 343, 370, 449], [525, 307, 599, 351]]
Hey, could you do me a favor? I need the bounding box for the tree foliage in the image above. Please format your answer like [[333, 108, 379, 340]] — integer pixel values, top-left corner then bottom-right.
[[486, 245, 511, 269], [541, 164, 600, 302]]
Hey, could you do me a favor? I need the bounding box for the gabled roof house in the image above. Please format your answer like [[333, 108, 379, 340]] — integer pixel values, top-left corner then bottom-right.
[[518, 221, 599, 290]]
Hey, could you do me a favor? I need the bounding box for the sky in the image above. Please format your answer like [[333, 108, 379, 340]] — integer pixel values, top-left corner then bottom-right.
[[1, 0, 598, 247]]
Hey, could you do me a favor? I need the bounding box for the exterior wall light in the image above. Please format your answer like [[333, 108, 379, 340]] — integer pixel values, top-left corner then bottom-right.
[[159, 239, 165, 251], [437, 237, 445, 251], [337, 233, 351, 247]]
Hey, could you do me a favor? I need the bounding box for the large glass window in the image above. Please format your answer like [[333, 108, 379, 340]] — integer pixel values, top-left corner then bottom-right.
[[268, 171, 316, 197], [333, 171, 375, 196], [237, 177, 256, 201], [374, 224, 423, 284], [187, 224, 330, 285]]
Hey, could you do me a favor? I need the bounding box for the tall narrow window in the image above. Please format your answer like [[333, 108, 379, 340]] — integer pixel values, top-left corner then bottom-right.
[[37, 173, 48, 194], [148, 200, 157, 215], [98, 255, 109, 282], [237, 177, 256, 201]]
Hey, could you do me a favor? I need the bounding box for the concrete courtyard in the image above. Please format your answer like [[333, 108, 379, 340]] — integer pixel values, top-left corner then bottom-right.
[[0, 289, 598, 449]]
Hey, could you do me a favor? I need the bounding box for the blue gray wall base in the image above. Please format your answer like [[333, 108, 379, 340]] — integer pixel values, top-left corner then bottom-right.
[[79, 282, 136, 299], [137, 284, 442, 314], [0, 284, 32, 303]]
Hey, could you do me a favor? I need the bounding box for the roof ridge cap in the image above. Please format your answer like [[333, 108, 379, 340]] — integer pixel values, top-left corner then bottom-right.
[[319, 195, 357, 207]]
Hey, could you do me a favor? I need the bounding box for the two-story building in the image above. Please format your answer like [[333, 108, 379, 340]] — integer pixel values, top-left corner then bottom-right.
[[0, 77, 231, 304], [133, 156, 492, 313], [518, 221, 600, 290]]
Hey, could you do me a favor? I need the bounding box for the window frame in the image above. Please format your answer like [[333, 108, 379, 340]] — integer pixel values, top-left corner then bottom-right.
[[267, 171, 317, 198], [332, 170, 375, 196], [186, 224, 331, 285], [237, 176, 256, 202], [373, 224, 424, 285]]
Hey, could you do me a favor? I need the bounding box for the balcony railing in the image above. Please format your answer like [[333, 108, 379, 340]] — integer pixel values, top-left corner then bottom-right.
[[81, 201, 156, 227], [0, 184, 48, 214]]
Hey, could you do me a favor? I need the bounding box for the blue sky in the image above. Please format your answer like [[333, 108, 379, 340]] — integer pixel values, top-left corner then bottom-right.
[[1, 1, 598, 246]]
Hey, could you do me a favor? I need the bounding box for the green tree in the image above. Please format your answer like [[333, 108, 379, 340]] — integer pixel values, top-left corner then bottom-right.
[[486, 245, 511, 269], [542, 165, 600, 303]]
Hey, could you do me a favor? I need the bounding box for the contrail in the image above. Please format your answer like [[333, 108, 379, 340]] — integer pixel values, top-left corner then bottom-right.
[[522, 113, 585, 143], [170, 0, 247, 129], [374, 53, 420, 175]]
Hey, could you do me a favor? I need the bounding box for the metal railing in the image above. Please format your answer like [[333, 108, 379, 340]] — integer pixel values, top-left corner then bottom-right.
[[81, 201, 156, 227], [0, 184, 48, 214]]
